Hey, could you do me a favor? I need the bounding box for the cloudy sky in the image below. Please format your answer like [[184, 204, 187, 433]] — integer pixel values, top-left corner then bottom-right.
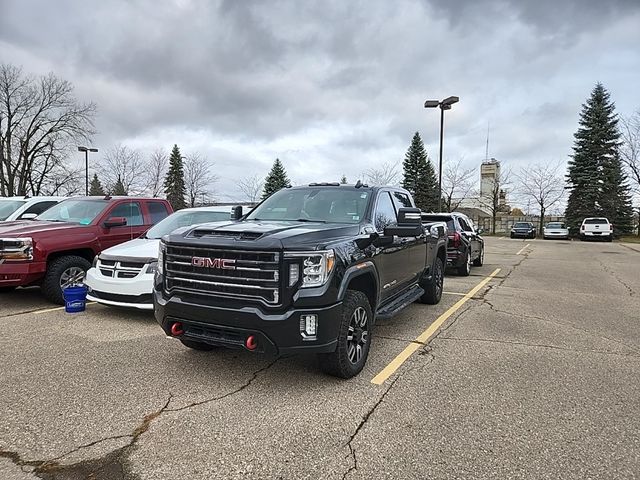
[[1, 0, 639, 203]]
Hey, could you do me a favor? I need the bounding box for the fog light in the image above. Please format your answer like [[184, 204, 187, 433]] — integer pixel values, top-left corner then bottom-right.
[[300, 314, 317, 340]]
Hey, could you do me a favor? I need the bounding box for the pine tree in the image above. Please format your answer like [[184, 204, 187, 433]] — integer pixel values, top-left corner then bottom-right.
[[89, 173, 105, 196], [402, 132, 439, 212], [164, 144, 187, 210], [262, 158, 291, 200], [340, 174, 348, 184], [111, 176, 127, 195], [565, 83, 634, 234]]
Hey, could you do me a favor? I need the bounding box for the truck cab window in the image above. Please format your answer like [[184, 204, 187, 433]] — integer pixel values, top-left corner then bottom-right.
[[374, 192, 397, 232]]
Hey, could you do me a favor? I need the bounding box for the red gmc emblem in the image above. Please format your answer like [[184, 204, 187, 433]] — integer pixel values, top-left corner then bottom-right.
[[191, 257, 236, 269]]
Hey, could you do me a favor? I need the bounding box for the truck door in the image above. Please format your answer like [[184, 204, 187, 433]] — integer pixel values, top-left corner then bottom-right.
[[391, 191, 427, 284], [373, 191, 413, 303], [100, 201, 147, 250]]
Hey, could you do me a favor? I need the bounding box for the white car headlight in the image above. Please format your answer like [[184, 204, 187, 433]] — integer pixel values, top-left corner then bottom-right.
[[285, 250, 335, 288], [146, 261, 158, 274]]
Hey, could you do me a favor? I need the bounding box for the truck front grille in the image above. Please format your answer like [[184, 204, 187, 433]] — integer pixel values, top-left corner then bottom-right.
[[164, 245, 281, 304]]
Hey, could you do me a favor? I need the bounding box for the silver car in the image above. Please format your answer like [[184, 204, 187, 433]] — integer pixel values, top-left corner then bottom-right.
[[543, 222, 569, 240]]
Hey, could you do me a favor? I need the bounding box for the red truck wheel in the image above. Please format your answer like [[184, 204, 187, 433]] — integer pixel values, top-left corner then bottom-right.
[[42, 255, 91, 305]]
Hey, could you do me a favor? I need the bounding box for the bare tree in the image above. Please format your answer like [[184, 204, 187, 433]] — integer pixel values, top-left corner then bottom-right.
[[0, 63, 96, 196], [478, 165, 512, 234], [620, 111, 640, 194], [100, 144, 146, 195], [362, 161, 400, 186], [145, 148, 168, 197], [237, 174, 264, 203], [442, 158, 477, 212], [184, 153, 219, 207], [515, 162, 565, 235]]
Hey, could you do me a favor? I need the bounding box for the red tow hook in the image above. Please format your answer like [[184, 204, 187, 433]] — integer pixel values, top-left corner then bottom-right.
[[245, 335, 258, 351], [170, 322, 184, 336]]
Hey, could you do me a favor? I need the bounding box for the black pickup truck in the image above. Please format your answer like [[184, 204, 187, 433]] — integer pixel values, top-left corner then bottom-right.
[[154, 183, 448, 378]]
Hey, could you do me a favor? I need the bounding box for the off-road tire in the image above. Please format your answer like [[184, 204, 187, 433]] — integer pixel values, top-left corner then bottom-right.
[[42, 255, 91, 305], [420, 257, 444, 305], [473, 246, 484, 266], [0, 287, 16, 293], [179, 339, 217, 351], [457, 250, 471, 276], [318, 290, 372, 379]]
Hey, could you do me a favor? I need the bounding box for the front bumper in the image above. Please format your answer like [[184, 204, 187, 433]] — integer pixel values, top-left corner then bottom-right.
[[0, 261, 46, 287], [85, 267, 153, 309], [154, 289, 342, 355], [511, 231, 535, 238], [544, 231, 569, 239]]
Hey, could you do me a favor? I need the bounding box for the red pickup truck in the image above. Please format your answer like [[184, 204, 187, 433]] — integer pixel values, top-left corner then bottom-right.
[[0, 196, 173, 304]]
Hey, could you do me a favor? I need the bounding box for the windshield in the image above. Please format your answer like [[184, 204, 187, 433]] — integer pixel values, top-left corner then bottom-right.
[[513, 222, 532, 228], [584, 218, 608, 224], [247, 187, 370, 224], [146, 210, 231, 239], [36, 199, 108, 225], [546, 223, 566, 229], [0, 200, 26, 220]]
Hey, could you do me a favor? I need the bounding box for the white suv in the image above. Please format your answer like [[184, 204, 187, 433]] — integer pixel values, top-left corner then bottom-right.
[[0, 196, 64, 221], [580, 217, 613, 242]]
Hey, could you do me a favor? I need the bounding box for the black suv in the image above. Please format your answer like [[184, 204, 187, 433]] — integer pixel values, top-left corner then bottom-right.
[[510, 222, 536, 239], [154, 183, 448, 378], [421, 212, 485, 276]]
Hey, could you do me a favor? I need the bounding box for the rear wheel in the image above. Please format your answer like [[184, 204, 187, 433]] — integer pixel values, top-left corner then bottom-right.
[[179, 339, 217, 351], [318, 290, 372, 379], [473, 246, 484, 266], [420, 257, 443, 305], [456, 250, 471, 276], [42, 255, 91, 305], [510, 233, 515, 239]]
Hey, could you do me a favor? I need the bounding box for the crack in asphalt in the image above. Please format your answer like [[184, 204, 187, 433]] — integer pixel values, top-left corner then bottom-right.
[[0, 359, 279, 479], [437, 336, 640, 358], [479, 298, 640, 354], [596, 258, 636, 297], [341, 375, 403, 480]]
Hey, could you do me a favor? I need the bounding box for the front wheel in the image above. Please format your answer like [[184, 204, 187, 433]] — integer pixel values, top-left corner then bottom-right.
[[318, 290, 372, 379], [42, 255, 91, 305], [420, 257, 444, 305], [0, 287, 16, 293], [473, 246, 484, 266]]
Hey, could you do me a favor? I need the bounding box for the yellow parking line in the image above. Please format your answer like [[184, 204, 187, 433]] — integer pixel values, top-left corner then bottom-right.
[[34, 302, 96, 314], [443, 291, 467, 296], [371, 268, 501, 385], [516, 244, 530, 255]]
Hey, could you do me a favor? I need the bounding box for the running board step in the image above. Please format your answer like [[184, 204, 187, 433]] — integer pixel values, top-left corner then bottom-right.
[[376, 286, 425, 321]]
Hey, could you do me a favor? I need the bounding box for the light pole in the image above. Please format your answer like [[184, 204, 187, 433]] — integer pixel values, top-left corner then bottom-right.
[[424, 96, 459, 212], [78, 146, 99, 196]]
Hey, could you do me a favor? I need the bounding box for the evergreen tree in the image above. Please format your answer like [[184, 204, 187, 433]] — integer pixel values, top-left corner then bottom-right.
[[402, 132, 439, 212], [262, 158, 291, 199], [164, 144, 187, 210], [565, 83, 634, 234], [340, 174, 348, 184], [111, 176, 127, 195], [89, 173, 105, 196]]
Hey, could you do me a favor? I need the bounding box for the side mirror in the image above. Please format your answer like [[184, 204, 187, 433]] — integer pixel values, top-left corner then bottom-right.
[[231, 205, 243, 220], [477, 228, 484, 235], [19, 213, 38, 220], [383, 207, 423, 238], [104, 216, 127, 228]]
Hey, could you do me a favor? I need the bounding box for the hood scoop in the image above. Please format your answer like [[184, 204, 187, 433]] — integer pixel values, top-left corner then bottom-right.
[[190, 229, 263, 240]]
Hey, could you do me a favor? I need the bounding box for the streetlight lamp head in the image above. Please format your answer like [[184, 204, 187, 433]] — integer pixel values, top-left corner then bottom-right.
[[441, 96, 459, 106], [88, 148, 98, 152], [77, 146, 88, 152], [424, 100, 440, 108]]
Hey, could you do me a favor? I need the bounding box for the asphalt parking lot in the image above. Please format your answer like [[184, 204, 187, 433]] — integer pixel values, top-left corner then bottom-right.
[[1, 237, 639, 480]]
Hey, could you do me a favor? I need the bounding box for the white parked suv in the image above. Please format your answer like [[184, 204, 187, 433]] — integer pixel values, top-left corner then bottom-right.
[[580, 217, 613, 242], [0, 196, 64, 221], [85, 206, 234, 309]]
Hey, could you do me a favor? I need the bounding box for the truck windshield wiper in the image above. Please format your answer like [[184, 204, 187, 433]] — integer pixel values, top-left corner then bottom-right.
[[291, 218, 327, 223]]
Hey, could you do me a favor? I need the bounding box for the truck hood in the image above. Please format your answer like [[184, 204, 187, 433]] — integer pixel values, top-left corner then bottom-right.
[[0, 220, 85, 237], [100, 238, 159, 262], [168, 220, 362, 250]]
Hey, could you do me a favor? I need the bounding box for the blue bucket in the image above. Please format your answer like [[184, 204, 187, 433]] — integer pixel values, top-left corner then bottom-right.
[[63, 285, 88, 313]]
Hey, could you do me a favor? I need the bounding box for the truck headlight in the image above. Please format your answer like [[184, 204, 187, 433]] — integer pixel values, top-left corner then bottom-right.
[[285, 250, 335, 288], [157, 242, 165, 274], [0, 237, 33, 261]]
